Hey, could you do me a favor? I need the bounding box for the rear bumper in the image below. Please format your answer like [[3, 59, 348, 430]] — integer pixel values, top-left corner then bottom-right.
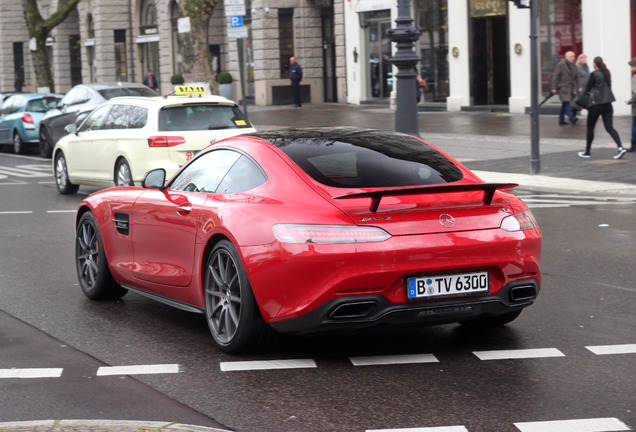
[[269, 279, 539, 334]]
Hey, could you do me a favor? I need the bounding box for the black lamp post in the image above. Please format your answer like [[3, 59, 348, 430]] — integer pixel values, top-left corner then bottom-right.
[[386, 0, 422, 137]]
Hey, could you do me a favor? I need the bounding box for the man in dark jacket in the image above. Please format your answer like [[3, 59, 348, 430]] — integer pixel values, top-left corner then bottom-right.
[[552, 51, 581, 125], [289, 57, 303, 108]]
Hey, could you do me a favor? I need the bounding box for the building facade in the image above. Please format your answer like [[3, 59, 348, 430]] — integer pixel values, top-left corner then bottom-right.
[[1, 0, 635, 115]]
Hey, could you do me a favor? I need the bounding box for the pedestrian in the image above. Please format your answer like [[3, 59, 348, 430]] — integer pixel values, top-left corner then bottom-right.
[[572, 54, 590, 116], [289, 56, 303, 108], [578, 56, 626, 160], [576, 54, 590, 86], [552, 51, 581, 125], [626, 58, 636, 152], [143, 69, 159, 92]]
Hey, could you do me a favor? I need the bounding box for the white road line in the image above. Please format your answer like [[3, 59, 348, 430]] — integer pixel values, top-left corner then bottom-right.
[[350, 354, 439, 366], [96, 364, 180, 376], [586, 344, 636, 355], [473, 348, 565, 361], [367, 426, 469, 432], [46, 210, 76, 213], [220, 359, 317, 372], [0, 368, 63, 378], [514, 417, 631, 432], [0, 211, 33, 215]]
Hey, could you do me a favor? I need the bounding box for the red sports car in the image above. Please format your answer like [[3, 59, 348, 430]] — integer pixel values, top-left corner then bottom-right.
[[75, 127, 542, 353]]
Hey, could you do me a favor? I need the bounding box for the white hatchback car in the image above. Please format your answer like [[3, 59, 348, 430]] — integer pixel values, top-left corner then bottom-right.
[[52, 89, 256, 194]]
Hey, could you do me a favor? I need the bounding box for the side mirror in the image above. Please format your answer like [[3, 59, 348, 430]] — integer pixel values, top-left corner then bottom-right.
[[64, 124, 77, 135], [141, 168, 166, 189]]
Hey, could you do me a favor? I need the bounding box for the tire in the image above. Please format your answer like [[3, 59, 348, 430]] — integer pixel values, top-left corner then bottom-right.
[[76, 212, 127, 300], [459, 310, 522, 328], [204, 240, 271, 353], [115, 159, 134, 187], [54, 152, 79, 195], [13, 132, 25, 154], [39, 127, 53, 158]]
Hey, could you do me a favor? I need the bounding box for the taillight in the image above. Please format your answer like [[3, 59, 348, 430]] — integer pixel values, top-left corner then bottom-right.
[[500, 210, 538, 232], [21, 113, 34, 124], [147, 136, 186, 147], [273, 224, 391, 244]]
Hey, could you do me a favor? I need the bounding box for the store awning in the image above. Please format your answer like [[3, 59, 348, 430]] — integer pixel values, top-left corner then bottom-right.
[[355, 0, 392, 13]]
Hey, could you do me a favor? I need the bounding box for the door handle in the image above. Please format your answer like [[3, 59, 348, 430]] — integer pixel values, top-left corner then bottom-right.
[[176, 204, 192, 215]]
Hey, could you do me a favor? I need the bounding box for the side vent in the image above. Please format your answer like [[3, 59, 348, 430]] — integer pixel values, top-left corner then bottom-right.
[[113, 213, 130, 235]]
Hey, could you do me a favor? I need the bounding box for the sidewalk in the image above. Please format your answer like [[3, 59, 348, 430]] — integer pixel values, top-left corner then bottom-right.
[[246, 103, 636, 194]]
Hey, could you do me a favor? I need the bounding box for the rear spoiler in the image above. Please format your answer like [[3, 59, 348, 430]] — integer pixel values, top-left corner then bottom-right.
[[333, 183, 518, 213]]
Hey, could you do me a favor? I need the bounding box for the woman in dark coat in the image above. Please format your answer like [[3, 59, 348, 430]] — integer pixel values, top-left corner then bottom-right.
[[578, 57, 626, 160]]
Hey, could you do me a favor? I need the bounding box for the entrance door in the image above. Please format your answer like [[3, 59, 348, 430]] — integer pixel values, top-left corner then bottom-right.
[[367, 18, 392, 100], [471, 16, 509, 105]]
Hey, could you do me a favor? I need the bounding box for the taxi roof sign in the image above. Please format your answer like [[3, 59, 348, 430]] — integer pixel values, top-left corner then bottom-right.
[[174, 85, 206, 96]]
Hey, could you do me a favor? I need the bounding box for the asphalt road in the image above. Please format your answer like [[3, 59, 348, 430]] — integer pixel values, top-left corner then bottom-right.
[[0, 150, 634, 432]]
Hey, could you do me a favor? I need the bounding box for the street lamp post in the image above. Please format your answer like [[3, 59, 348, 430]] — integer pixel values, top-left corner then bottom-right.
[[386, 0, 422, 137]]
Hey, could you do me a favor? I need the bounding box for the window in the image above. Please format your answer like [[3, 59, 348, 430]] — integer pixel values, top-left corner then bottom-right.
[[170, 150, 266, 194], [78, 105, 112, 132], [114, 30, 128, 82], [158, 105, 252, 131], [103, 105, 148, 129], [98, 86, 158, 99], [278, 9, 294, 79], [26, 97, 62, 113], [258, 129, 463, 188]]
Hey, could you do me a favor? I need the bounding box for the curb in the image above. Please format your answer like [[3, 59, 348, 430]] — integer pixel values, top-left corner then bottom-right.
[[0, 420, 232, 432]]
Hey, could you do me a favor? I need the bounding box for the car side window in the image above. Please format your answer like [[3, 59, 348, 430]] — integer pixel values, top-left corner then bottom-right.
[[78, 105, 112, 132], [216, 155, 267, 193], [72, 88, 91, 105], [170, 150, 242, 193], [103, 105, 147, 130]]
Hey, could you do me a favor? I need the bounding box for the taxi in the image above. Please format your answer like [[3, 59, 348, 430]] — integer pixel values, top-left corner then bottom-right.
[[52, 86, 256, 194]]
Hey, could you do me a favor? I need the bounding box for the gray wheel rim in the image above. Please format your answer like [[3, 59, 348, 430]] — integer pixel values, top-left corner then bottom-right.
[[55, 156, 69, 189], [77, 220, 99, 289], [117, 162, 132, 186], [13, 134, 21, 153], [206, 249, 242, 344]]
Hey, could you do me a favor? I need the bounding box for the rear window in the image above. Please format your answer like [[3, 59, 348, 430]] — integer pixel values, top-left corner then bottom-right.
[[26, 97, 61, 113], [98, 87, 158, 99], [258, 128, 463, 188], [158, 105, 252, 131]]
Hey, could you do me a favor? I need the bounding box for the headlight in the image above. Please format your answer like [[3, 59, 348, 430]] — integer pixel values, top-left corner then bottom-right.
[[273, 224, 391, 244], [500, 209, 538, 232]]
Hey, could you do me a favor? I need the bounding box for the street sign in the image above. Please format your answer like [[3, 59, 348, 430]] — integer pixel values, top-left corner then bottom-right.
[[227, 15, 248, 39], [224, 0, 246, 16]]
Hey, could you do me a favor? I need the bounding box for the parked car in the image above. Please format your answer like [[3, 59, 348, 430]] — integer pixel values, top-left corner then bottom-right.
[[74, 127, 543, 353], [0, 93, 63, 154], [53, 90, 255, 194], [39, 82, 158, 158]]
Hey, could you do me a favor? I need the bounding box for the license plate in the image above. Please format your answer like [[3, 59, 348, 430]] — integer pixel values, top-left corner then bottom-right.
[[407, 271, 489, 300]]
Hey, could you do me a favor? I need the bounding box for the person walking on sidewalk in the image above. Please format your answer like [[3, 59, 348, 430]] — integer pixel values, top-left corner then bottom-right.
[[578, 56, 626, 160], [289, 57, 303, 108], [552, 51, 581, 125], [626, 58, 636, 152]]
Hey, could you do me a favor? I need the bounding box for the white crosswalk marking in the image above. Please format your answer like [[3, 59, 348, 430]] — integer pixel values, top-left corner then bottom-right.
[[473, 348, 565, 360], [513, 417, 631, 432], [585, 344, 636, 355], [0, 166, 51, 177], [350, 354, 439, 366], [220, 359, 317, 372], [0, 368, 63, 378], [367, 426, 469, 432], [96, 364, 180, 376]]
